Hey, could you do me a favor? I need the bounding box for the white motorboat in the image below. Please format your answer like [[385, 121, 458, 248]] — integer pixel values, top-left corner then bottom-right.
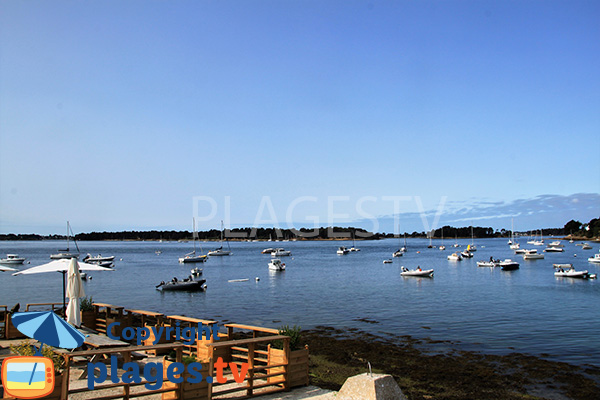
[[523, 251, 544, 260], [510, 243, 520, 250], [392, 250, 403, 257], [190, 267, 203, 278], [337, 247, 350, 255], [477, 260, 499, 267], [83, 254, 115, 262], [383, 259, 393, 264], [50, 221, 80, 259], [588, 254, 600, 263], [0, 254, 26, 264], [208, 221, 232, 256], [544, 246, 564, 253], [261, 248, 275, 254], [499, 259, 520, 270], [439, 245, 446, 250], [548, 241, 563, 247], [514, 248, 533, 254], [447, 252, 462, 261], [271, 248, 291, 257], [554, 267, 594, 279], [84, 260, 113, 268], [401, 266, 434, 277], [581, 243, 592, 250], [461, 250, 473, 258], [268, 258, 286, 271]]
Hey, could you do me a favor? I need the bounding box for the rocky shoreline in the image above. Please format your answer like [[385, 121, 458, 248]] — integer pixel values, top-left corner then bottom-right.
[[303, 326, 600, 400]]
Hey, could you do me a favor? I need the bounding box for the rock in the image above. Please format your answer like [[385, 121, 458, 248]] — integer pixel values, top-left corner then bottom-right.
[[336, 373, 407, 400]]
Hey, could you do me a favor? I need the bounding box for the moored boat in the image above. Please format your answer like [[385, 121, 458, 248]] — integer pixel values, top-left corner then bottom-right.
[[477, 260, 499, 267], [588, 254, 600, 263], [499, 259, 520, 270], [156, 278, 207, 291], [544, 246, 564, 253], [401, 266, 434, 277], [0, 254, 26, 264], [554, 267, 595, 279], [268, 258, 286, 271], [447, 252, 462, 261], [523, 251, 544, 260], [461, 250, 473, 258], [337, 247, 350, 255], [271, 248, 291, 257], [83, 254, 115, 262]]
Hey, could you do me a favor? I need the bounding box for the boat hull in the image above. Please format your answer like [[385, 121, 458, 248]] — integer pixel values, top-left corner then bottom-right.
[[159, 279, 206, 291]]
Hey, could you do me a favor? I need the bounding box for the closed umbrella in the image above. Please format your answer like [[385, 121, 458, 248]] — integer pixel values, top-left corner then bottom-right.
[[65, 258, 85, 327], [13, 258, 114, 317]]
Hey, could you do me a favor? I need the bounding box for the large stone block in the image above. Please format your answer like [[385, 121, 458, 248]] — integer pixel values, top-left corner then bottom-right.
[[336, 373, 407, 400]]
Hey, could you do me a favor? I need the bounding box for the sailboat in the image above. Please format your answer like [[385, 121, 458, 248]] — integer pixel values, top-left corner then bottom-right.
[[349, 231, 360, 252], [439, 228, 446, 250], [50, 221, 80, 259], [509, 219, 520, 250], [453, 233, 460, 248], [467, 225, 477, 252], [393, 229, 405, 257], [427, 230, 433, 248], [179, 218, 208, 263], [208, 221, 232, 256]]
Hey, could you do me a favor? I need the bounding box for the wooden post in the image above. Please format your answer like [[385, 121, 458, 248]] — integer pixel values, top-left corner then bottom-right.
[[122, 351, 132, 399], [207, 357, 214, 400], [61, 354, 71, 400], [176, 347, 183, 400], [283, 337, 291, 391], [246, 343, 255, 397]]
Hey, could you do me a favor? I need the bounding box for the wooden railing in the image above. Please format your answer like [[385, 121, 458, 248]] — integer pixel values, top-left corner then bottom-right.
[[25, 302, 64, 312], [208, 335, 291, 399], [93, 303, 127, 335], [62, 343, 186, 400]]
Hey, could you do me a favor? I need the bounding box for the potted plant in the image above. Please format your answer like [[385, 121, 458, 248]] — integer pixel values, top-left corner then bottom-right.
[[161, 354, 212, 400], [80, 296, 96, 329], [7, 340, 66, 400], [267, 325, 309, 388]]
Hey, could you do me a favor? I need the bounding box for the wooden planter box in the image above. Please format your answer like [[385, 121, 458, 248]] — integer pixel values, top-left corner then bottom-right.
[[161, 358, 211, 400], [4, 372, 64, 400], [267, 345, 309, 388], [81, 310, 96, 330]]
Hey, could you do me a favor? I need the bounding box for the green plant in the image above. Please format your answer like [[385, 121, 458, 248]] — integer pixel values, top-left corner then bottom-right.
[[182, 355, 197, 365], [272, 325, 302, 351], [80, 296, 94, 312], [10, 340, 65, 373]]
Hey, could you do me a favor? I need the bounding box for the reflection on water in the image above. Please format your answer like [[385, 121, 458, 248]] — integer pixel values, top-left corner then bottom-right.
[[1, 238, 599, 366]]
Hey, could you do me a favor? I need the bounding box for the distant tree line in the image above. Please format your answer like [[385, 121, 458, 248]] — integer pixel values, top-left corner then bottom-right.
[[1, 218, 597, 241]]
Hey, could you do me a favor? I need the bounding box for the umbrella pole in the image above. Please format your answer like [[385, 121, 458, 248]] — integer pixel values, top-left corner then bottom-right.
[[62, 270, 67, 320]]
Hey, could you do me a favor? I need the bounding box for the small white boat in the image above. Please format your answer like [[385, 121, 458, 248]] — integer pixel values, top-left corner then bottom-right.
[[477, 260, 499, 267], [83, 254, 115, 262], [337, 247, 350, 255], [544, 247, 564, 253], [553, 263, 573, 269], [581, 243, 592, 250], [588, 254, 600, 263], [179, 253, 208, 263], [401, 266, 434, 277], [0, 254, 26, 264], [523, 251, 544, 260], [514, 248, 533, 254], [392, 250, 403, 257], [84, 260, 113, 268], [510, 243, 520, 250], [271, 248, 291, 257], [499, 259, 520, 270], [383, 259, 393, 264], [461, 250, 473, 258], [548, 241, 563, 247], [439, 245, 446, 250], [155, 250, 162, 255], [190, 267, 203, 278], [261, 248, 275, 254], [447, 252, 462, 261], [554, 267, 594, 279], [268, 258, 286, 271]]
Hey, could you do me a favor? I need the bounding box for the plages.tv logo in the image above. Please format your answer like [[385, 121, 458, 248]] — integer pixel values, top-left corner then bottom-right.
[[86, 322, 249, 390]]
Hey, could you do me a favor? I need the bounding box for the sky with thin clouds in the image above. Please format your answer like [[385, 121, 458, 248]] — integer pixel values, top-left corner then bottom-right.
[[0, 1, 598, 235]]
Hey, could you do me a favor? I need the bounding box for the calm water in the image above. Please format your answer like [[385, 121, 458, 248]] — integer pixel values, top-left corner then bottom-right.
[[1, 238, 599, 366]]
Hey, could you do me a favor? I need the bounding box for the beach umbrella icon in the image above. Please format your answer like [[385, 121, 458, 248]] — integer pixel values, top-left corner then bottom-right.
[[11, 311, 85, 384]]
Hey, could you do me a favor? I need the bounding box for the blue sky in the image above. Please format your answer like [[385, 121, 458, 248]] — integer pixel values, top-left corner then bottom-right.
[[1, 1, 598, 235]]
